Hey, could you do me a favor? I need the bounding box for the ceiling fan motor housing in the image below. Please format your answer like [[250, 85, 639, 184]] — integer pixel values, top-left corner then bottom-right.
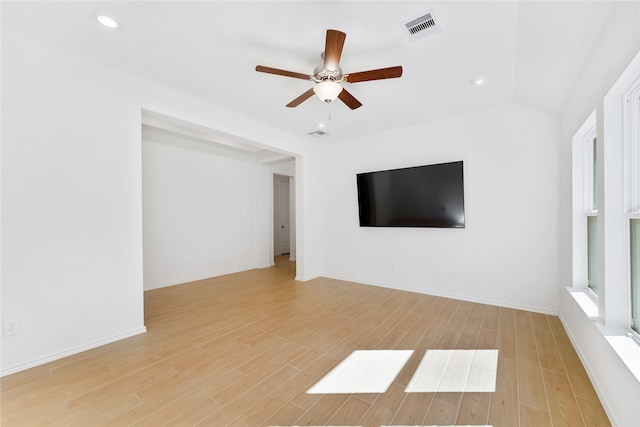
[[312, 65, 344, 83]]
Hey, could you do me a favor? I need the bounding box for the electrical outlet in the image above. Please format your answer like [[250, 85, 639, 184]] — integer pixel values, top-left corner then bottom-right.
[[4, 319, 20, 336]]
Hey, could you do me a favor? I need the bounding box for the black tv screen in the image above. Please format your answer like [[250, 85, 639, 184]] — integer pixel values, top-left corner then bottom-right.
[[357, 161, 465, 228]]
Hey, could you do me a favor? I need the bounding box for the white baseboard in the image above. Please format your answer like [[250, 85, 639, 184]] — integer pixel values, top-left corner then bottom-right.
[[295, 274, 321, 282], [557, 313, 619, 427], [144, 266, 254, 290], [0, 327, 147, 377], [321, 273, 558, 315]]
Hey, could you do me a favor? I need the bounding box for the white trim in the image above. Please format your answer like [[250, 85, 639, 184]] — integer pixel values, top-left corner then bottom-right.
[[600, 51, 639, 328], [602, 333, 640, 382], [629, 216, 640, 333], [584, 284, 600, 307], [143, 266, 259, 290], [322, 273, 558, 315], [571, 111, 597, 290], [584, 126, 600, 297], [624, 80, 640, 334], [586, 211, 599, 296], [567, 287, 599, 319], [623, 77, 640, 335], [558, 312, 619, 427], [584, 126, 598, 212], [561, 285, 640, 425], [624, 78, 640, 212], [0, 327, 147, 377], [295, 273, 321, 282]]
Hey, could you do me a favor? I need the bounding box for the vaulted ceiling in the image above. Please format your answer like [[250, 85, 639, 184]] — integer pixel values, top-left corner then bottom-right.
[[2, 1, 618, 144]]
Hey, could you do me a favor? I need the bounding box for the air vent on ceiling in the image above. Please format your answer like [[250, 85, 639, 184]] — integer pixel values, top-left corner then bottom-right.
[[308, 129, 328, 137], [404, 12, 441, 39]]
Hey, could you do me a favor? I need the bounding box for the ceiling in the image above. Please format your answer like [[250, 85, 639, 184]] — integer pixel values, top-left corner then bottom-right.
[[2, 1, 618, 146]]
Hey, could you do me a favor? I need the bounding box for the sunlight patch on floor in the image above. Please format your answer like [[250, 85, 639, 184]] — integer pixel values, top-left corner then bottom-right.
[[306, 349, 413, 394], [405, 349, 498, 393], [269, 425, 493, 426]]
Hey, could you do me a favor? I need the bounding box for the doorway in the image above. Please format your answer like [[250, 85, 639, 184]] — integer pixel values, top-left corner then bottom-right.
[[273, 174, 294, 258]]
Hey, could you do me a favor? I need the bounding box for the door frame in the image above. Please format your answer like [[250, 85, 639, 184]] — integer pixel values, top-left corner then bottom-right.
[[273, 173, 296, 260]]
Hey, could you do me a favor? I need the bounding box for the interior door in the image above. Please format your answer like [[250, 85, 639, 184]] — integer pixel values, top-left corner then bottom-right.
[[278, 177, 290, 254]]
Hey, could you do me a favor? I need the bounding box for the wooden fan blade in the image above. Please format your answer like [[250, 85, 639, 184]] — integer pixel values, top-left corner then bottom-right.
[[323, 29, 346, 72], [346, 66, 403, 83], [286, 88, 315, 108], [256, 65, 311, 81], [338, 88, 362, 110]]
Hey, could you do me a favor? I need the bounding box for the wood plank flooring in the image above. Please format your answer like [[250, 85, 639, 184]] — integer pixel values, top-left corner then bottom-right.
[[1, 256, 611, 426]]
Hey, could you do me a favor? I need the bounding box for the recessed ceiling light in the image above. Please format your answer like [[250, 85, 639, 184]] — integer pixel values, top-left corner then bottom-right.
[[470, 77, 486, 86], [97, 15, 119, 29]]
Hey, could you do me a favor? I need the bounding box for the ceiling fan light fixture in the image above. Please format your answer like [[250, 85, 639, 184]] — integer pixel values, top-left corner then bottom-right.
[[313, 80, 343, 103]]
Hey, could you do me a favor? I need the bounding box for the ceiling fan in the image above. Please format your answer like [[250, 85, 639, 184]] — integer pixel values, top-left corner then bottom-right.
[[255, 29, 403, 110]]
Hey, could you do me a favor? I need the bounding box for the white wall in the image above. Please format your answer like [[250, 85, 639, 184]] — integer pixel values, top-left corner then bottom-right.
[[142, 129, 270, 290], [320, 104, 560, 313], [1, 29, 319, 375], [1, 29, 146, 374], [558, 2, 640, 426]]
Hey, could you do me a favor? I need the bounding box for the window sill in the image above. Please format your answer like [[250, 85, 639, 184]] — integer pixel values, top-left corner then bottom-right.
[[566, 287, 640, 383], [600, 332, 640, 382], [567, 287, 599, 319]]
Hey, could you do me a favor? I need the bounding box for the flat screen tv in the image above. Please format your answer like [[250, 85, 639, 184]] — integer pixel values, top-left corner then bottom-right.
[[357, 161, 465, 228]]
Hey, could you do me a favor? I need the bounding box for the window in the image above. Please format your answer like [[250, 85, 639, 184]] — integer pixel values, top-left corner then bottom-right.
[[625, 79, 640, 334], [571, 112, 597, 297], [571, 52, 640, 335], [631, 219, 640, 333], [587, 215, 598, 292], [585, 128, 598, 295]]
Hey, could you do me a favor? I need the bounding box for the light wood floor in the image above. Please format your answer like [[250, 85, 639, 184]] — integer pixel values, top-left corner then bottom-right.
[[2, 256, 610, 426]]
